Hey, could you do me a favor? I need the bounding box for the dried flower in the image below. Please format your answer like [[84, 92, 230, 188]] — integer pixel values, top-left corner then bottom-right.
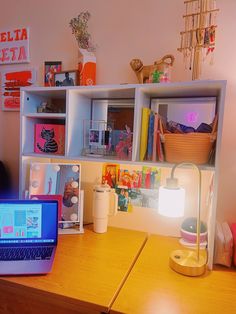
[[69, 11, 96, 52]]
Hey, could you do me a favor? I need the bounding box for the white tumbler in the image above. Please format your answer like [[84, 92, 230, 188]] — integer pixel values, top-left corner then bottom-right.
[[92, 184, 118, 233]]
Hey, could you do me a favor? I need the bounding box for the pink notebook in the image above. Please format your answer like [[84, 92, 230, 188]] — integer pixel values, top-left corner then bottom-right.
[[231, 223, 236, 266], [30, 194, 62, 221]]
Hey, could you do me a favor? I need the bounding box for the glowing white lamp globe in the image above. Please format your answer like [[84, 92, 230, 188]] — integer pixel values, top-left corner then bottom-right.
[[158, 185, 185, 218]]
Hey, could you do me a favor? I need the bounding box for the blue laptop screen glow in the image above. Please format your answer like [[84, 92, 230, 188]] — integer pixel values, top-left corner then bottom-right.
[[0, 201, 58, 245]]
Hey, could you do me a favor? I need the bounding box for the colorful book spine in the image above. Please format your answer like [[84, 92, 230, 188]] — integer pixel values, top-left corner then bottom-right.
[[147, 112, 155, 161], [140, 107, 151, 161], [152, 113, 159, 162], [156, 116, 164, 162]]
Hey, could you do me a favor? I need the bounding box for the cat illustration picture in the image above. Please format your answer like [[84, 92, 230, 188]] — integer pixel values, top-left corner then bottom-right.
[[37, 127, 58, 153]]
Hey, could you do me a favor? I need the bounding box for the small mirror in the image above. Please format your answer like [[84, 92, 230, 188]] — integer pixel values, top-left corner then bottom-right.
[[29, 163, 81, 224]]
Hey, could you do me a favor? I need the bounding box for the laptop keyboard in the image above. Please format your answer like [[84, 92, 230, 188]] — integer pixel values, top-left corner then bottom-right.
[[0, 247, 54, 261]]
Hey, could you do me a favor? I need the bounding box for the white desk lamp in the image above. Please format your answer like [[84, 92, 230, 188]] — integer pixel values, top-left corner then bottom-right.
[[158, 162, 206, 277]]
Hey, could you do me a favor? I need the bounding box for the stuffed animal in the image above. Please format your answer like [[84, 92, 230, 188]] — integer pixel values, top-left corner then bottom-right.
[[130, 54, 175, 83]]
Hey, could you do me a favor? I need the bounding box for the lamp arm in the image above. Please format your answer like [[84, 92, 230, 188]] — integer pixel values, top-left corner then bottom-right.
[[171, 162, 202, 261]]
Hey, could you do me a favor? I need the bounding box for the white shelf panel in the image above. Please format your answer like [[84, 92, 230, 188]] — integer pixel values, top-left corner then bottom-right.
[[24, 113, 66, 119], [22, 153, 66, 159], [21, 153, 215, 171], [138, 80, 226, 98], [69, 85, 136, 99], [21, 86, 68, 94], [22, 88, 66, 115]]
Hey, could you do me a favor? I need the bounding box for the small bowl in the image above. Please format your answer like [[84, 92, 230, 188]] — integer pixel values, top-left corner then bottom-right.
[[180, 228, 208, 243]]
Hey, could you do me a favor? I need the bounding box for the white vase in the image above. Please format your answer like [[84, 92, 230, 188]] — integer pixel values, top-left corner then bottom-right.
[[78, 48, 96, 86]]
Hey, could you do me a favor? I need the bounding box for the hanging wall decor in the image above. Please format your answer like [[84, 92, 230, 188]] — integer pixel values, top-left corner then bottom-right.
[[0, 27, 30, 64], [1, 68, 36, 111], [178, 0, 219, 80]]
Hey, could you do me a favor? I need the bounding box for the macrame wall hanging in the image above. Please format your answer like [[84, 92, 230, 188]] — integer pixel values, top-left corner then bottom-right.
[[178, 0, 219, 80]]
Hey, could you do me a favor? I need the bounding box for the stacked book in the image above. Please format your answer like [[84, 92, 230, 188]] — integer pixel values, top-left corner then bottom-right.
[[140, 108, 164, 162]]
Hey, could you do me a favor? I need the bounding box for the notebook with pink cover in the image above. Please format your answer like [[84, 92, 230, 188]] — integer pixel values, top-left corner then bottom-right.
[[231, 223, 236, 266], [30, 194, 62, 221]]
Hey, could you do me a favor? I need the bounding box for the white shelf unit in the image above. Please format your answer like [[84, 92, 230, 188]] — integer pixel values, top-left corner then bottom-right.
[[20, 80, 227, 269]]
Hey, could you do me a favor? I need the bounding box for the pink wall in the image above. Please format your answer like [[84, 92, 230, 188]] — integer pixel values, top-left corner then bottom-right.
[[0, 0, 235, 221]]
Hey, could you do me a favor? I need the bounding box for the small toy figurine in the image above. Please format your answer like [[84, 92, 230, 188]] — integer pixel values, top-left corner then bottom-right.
[[152, 70, 163, 83], [130, 54, 174, 83], [37, 102, 47, 113]]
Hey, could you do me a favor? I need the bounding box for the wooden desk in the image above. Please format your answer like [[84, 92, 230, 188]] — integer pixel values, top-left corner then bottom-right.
[[0, 227, 147, 314], [111, 235, 236, 314]]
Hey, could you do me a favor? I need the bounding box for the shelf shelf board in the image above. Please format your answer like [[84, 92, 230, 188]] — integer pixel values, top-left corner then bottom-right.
[[21, 154, 215, 171], [23, 113, 66, 119], [22, 153, 66, 159], [139, 80, 226, 99]]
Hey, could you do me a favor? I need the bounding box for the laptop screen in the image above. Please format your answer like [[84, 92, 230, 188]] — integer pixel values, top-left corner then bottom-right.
[[0, 200, 58, 246]]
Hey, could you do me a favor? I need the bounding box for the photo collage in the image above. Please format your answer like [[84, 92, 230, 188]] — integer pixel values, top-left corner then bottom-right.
[[102, 163, 161, 212]]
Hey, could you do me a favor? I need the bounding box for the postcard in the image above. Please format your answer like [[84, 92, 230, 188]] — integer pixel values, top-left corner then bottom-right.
[[142, 166, 161, 189], [102, 163, 120, 188], [116, 186, 133, 212]]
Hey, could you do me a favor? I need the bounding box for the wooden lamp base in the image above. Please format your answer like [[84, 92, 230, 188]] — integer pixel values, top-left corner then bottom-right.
[[169, 249, 206, 277]]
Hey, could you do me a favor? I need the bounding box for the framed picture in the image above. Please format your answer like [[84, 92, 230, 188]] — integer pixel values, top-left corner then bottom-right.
[[54, 70, 79, 87], [44, 61, 62, 87]]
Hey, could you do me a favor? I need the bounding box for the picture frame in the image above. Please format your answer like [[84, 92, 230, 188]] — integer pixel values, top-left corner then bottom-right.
[[44, 61, 62, 87], [54, 70, 79, 87]]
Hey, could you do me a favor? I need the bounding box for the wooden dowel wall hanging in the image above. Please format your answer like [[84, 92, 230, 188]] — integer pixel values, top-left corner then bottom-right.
[[178, 0, 219, 80]]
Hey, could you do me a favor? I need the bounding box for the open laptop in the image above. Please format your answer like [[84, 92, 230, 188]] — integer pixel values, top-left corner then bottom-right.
[[0, 199, 58, 275]]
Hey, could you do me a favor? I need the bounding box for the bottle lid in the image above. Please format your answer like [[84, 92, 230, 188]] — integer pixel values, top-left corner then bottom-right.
[[93, 183, 111, 192]]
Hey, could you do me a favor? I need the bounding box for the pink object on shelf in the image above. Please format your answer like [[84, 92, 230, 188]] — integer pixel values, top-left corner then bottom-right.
[[180, 228, 208, 243], [231, 223, 236, 266], [34, 123, 65, 155], [30, 194, 62, 221], [214, 222, 233, 267]]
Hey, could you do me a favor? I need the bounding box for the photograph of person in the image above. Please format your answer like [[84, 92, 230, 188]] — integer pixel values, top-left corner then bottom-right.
[[44, 61, 62, 87], [62, 72, 74, 86], [54, 70, 78, 87], [89, 129, 100, 146]]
